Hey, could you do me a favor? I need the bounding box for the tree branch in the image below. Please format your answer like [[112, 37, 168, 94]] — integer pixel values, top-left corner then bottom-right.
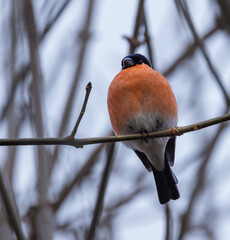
[[165, 204, 171, 240], [21, 0, 54, 238], [128, 0, 145, 54], [50, 0, 96, 172], [0, 0, 73, 121], [175, 0, 230, 106], [86, 143, 115, 240], [0, 172, 25, 240], [70, 82, 92, 138], [0, 113, 229, 148], [142, 7, 154, 68]]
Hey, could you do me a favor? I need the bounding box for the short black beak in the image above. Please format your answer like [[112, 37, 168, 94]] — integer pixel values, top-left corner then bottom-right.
[[122, 57, 135, 69]]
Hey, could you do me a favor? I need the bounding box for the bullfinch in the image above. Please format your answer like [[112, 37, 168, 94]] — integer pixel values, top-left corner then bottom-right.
[[107, 53, 180, 204]]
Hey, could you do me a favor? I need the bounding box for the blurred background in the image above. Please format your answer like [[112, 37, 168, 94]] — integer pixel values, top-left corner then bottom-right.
[[0, 0, 230, 239]]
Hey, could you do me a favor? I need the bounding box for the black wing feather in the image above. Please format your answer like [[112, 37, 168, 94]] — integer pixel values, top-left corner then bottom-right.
[[165, 137, 176, 167], [134, 150, 152, 172]]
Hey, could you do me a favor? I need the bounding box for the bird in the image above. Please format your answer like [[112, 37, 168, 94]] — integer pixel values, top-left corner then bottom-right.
[[107, 53, 180, 204]]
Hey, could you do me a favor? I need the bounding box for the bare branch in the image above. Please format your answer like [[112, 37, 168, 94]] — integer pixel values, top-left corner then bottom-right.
[[142, 5, 155, 68], [0, 65, 29, 121], [70, 82, 92, 138], [86, 143, 115, 240], [0, 113, 229, 148], [51, 0, 96, 170], [20, 0, 54, 238], [175, 0, 230, 106], [0, 172, 25, 240], [124, 0, 155, 65], [216, 0, 230, 33], [129, 0, 145, 54], [0, 0, 72, 121], [165, 204, 171, 240]]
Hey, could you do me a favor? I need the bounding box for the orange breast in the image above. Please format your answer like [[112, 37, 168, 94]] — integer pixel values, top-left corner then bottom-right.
[[107, 64, 177, 135]]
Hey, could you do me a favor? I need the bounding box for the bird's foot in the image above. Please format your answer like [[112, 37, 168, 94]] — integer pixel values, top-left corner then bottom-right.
[[142, 132, 149, 143]]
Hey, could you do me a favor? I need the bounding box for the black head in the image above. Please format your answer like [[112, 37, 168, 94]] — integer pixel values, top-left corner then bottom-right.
[[121, 53, 151, 70]]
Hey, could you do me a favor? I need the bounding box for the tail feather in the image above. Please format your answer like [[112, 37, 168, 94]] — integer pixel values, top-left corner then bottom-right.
[[152, 159, 180, 204]]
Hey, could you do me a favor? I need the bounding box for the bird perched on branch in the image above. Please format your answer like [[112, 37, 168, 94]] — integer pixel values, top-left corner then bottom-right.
[[107, 53, 180, 204]]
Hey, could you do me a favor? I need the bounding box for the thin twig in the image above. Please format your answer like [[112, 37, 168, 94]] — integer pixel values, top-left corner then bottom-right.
[[0, 171, 25, 240], [0, 113, 229, 148], [176, 0, 230, 106], [86, 143, 115, 240], [70, 82, 92, 138]]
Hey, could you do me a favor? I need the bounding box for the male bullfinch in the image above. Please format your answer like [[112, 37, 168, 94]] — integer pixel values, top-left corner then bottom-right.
[[107, 53, 180, 204]]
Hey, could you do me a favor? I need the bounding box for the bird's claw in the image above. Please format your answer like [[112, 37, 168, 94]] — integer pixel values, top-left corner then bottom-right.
[[142, 132, 149, 143]]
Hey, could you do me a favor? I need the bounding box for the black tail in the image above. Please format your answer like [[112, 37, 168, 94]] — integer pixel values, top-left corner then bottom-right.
[[152, 159, 180, 204]]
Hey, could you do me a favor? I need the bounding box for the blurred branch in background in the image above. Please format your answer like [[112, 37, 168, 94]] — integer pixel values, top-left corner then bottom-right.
[[52, 143, 104, 212], [216, 0, 230, 33], [163, 22, 219, 77], [128, 0, 145, 54], [142, 8, 154, 68], [86, 143, 115, 240], [19, 0, 54, 238], [124, 0, 154, 68], [0, 172, 25, 240], [0, 0, 73, 122], [174, 1, 230, 239], [41, 0, 73, 40], [50, 0, 96, 174], [175, 0, 230, 106], [164, 204, 171, 240], [178, 122, 228, 240]]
